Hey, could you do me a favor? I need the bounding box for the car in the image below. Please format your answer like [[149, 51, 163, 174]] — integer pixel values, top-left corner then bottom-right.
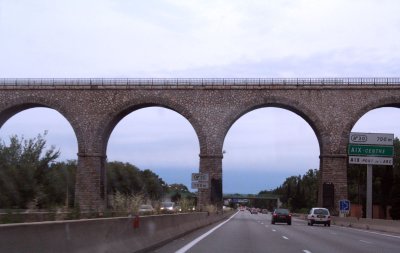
[[307, 207, 331, 226], [159, 201, 176, 214], [138, 204, 155, 215], [271, 208, 291, 225], [261, 209, 268, 214], [250, 208, 258, 214]]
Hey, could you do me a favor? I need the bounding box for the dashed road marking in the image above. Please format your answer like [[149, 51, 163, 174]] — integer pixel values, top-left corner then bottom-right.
[[360, 240, 372, 244], [303, 250, 312, 253], [272, 229, 276, 232], [282, 236, 289, 240]]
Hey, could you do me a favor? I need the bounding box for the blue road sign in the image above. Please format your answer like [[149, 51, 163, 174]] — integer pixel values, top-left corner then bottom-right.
[[339, 199, 350, 212]]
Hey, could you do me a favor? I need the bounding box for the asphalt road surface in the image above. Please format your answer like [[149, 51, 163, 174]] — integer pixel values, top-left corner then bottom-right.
[[152, 210, 400, 253]]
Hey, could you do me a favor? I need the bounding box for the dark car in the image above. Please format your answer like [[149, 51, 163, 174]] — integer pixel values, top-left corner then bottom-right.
[[271, 208, 292, 225]]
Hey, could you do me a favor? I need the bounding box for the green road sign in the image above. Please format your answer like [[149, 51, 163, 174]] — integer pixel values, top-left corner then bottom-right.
[[348, 144, 394, 157]]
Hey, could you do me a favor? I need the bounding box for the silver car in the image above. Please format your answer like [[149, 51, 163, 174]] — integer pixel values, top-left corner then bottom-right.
[[307, 207, 331, 226], [138, 204, 155, 215]]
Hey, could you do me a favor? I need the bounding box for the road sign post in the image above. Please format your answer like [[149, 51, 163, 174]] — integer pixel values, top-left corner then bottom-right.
[[348, 132, 394, 219], [366, 164, 373, 219], [339, 199, 350, 217]]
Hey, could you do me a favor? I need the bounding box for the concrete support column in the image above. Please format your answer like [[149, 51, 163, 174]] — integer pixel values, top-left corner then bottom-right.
[[197, 154, 223, 211], [75, 152, 107, 212], [318, 154, 348, 214]]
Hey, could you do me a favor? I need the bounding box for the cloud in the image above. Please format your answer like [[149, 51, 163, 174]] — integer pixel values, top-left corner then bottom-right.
[[2, 0, 400, 77]]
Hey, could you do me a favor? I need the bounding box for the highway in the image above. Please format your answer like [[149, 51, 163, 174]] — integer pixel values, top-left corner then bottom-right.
[[153, 210, 400, 253]]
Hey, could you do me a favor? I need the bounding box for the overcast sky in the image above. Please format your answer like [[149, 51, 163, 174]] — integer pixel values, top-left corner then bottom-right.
[[1, 0, 400, 193]]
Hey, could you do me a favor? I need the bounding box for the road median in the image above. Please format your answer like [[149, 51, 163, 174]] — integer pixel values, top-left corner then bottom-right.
[[0, 211, 234, 253]]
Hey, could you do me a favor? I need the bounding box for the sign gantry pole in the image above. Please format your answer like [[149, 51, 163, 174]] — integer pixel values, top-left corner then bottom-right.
[[366, 164, 373, 219], [348, 132, 394, 219]]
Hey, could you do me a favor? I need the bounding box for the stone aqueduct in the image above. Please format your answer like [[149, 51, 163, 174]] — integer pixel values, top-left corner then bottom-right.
[[1, 78, 399, 212]]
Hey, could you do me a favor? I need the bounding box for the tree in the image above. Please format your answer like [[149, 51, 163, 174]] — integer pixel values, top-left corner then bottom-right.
[[0, 133, 60, 209], [169, 183, 190, 193], [141, 169, 167, 200], [265, 169, 319, 212], [44, 160, 76, 208], [393, 137, 400, 177], [389, 175, 400, 220], [0, 133, 174, 210], [106, 164, 168, 201], [301, 169, 319, 208], [107, 161, 143, 195]]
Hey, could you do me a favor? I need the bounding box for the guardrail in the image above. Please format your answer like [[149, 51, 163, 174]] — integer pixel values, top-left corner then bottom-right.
[[0, 211, 234, 253], [1, 78, 400, 86]]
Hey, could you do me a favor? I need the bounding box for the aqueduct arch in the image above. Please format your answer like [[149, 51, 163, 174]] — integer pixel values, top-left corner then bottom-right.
[[0, 96, 82, 146]]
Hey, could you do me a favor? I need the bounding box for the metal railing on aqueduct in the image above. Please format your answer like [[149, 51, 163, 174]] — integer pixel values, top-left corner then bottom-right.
[[1, 78, 400, 86]]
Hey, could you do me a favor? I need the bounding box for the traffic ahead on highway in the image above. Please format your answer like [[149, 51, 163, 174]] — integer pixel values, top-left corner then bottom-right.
[[153, 208, 400, 253]]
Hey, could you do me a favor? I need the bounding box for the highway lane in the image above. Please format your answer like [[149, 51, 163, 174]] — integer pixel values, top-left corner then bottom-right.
[[152, 210, 400, 253]]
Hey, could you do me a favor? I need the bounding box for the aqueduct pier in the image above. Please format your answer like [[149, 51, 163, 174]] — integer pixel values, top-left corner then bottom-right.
[[1, 78, 399, 212]]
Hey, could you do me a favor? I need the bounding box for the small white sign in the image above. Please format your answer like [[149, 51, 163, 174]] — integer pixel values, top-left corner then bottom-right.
[[191, 182, 209, 189], [349, 156, 393, 165], [191, 173, 209, 182], [349, 132, 394, 146]]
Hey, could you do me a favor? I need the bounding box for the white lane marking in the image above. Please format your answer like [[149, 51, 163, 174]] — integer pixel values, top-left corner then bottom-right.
[[272, 229, 276, 232], [175, 211, 239, 253], [265, 225, 269, 228], [360, 240, 372, 244], [335, 226, 400, 239], [282, 236, 289, 240], [303, 250, 312, 253], [261, 222, 264, 225]]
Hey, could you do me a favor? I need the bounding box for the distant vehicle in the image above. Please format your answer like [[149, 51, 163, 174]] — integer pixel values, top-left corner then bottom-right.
[[250, 208, 258, 214], [138, 204, 155, 215], [261, 209, 268, 214], [307, 207, 331, 226], [160, 202, 176, 214], [175, 205, 182, 212], [271, 208, 291, 225]]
